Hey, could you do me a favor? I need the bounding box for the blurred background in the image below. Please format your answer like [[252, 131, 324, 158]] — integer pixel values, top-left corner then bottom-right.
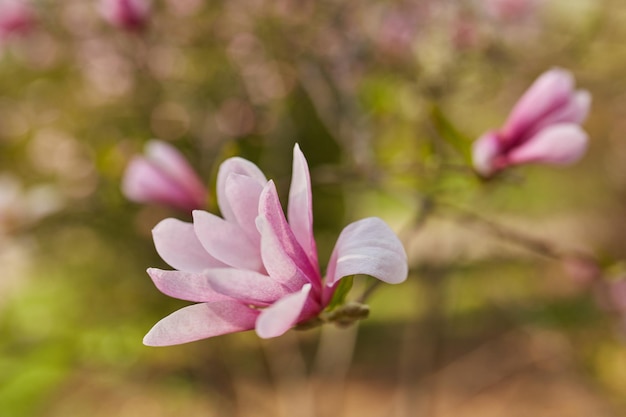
[[2, 0, 626, 415]]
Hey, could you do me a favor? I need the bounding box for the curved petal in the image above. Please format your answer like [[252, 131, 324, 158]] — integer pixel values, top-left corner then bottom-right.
[[525, 90, 591, 139], [507, 123, 588, 166], [257, 215, 310, 292], [152, 218, 225, 272], [502, 68, 574, 144], [472, 131, 501, 177], [288, 144, 319, 271], [258, 181, 319, 290], [255, 284, 312, 339], [205, 268, 290, 305], [122, 157, 197, 211], [224, 173, 264, 246], [147, 268, 232, 303], [216, 157, 267, 223], [193, 210, 263, 272], [325, 217, 408, 288], [145, 140, 207, 210], [143, 301, 259, 346]]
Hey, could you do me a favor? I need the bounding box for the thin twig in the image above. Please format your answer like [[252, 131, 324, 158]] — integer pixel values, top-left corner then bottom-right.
[[438, 201, 564, 260]]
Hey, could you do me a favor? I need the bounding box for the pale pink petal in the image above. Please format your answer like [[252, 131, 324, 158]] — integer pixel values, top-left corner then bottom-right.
[[145, 140, 207, 210], [525, 90, 591, 138], [288, 144, 319, 271], [502, 68, 574, 143], [255, 284, 312, 339], [258, 181, 320, 289], [257, 215, 310, 291], [224, 173, 264, 246], [325, 217, 408, 289], [570, 90, 592, 124], [152, 218, 225, 272], [143, 301, 258, 346], [216, 157, 267, 223], [472, 131, 501, 177], [147, 268, 232, 303], [122, 157, 196, 210], [507, 123, 588, 166], [205, 268, 290, 305], [192, 210, 263, 271]]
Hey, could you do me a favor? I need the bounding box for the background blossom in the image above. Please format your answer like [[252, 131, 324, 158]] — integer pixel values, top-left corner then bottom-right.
[[472, 68, 590, 177]]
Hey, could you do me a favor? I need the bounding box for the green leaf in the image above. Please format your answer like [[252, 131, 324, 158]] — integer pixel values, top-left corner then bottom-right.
[[325, 275, 354, 312]]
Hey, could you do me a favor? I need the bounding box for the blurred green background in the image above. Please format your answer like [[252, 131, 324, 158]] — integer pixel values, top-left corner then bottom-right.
[[2, 0, 626, 416]]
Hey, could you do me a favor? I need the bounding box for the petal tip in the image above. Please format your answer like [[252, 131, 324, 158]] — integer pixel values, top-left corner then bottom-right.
[[142, 327, 163, 347]]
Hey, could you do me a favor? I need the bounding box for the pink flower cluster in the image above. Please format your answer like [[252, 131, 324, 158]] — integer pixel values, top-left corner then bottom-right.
[[472, 68, 591, 177], [142, 144, 408, 345]]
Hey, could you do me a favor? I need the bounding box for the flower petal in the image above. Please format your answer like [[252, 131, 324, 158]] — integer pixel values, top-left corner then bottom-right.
[[122, 157, 197, 211], [257, 215, 310, 292], [193, 210, 264, 272], [525, 90, 591, 138], [216, 157, 267, 223], [143, 301, 259, 346], [288, 144, 319, 271], [472, 131, 501, 177], [205, 268, 290, 305], [145, 140, 207, 210], [224, 173, 264, 246], [147, 268, 232, 303], [502, 68, 575, 144], [152, 218, 225, 272], [507, 123, 588, 166], [257, 181, 319, 290], [255, 284, 312, 339], [325, 217, 408, 288]]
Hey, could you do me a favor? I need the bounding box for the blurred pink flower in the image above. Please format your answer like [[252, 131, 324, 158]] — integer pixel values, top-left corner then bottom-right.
[[375, 9, 417, 57], [0, 0, 36, 41], [472, 68, 591, 177], [99, 0, 150, 31], [484, 0, 536, 22], [143, 144, 408, 345], [122, 140, 207, 212]]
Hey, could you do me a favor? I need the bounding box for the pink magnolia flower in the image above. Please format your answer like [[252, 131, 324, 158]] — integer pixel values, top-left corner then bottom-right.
[[99, 0, 150, 32], [143, 144, 408, 345], [472, 68, 591, 177], [0, 0, 36, 41], [122, 140, 207, 212]]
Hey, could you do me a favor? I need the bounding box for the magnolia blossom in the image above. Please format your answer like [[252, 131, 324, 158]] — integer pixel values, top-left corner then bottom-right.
[[0, 0, 36, 41], [122, 140, 207, 212], [99, 0, 150, 31], [143, 144, 408, 345], [472, 68, 591, 177]]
